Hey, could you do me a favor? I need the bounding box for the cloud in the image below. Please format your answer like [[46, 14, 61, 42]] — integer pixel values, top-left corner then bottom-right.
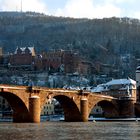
[[0, 0, 48, 13], [55, 0, 94, 18], [103, 0, 135, 4], [132, 11, 140, 19], [93, 4, 121, 18], [55, 0, 121, 19]]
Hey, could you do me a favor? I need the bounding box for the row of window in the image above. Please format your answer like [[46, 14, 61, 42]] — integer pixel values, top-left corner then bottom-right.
[[44, 106, 53, 110], [43, 111, 54, 115]]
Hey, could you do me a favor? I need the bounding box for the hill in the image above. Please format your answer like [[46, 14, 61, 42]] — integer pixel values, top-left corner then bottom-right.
[[0, 11, 140, 78]]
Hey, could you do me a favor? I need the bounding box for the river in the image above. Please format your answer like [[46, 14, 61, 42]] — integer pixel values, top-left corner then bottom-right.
[[0, 121, 140, 140]]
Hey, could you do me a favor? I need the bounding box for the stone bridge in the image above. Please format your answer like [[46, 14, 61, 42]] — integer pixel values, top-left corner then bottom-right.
[[0, 85, 135, 123]]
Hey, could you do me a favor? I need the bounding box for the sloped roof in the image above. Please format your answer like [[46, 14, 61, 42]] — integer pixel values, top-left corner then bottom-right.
[[104, 78, 136, 86], [15, 47, 36, 56], [91, 78, 136, 93], [136, 66, 140, 72], [91, 84, 105, 92]]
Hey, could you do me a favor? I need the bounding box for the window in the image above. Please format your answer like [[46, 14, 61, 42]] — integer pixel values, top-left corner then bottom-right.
[[96, 109, 99, 113]]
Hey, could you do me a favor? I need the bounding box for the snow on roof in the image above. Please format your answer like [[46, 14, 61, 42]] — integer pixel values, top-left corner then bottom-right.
[[104, 78, 136, 86], [91, 78, 136, 93], [91, 84, 105, 92], [15, 47, 36, 56], [136, 66, 140, 72]]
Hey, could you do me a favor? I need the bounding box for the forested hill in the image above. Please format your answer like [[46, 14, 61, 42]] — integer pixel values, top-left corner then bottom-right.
[[0, 11, 140, 77]]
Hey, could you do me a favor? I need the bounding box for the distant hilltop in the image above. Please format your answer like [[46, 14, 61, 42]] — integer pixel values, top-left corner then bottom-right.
[[0, 11, 46, 17]]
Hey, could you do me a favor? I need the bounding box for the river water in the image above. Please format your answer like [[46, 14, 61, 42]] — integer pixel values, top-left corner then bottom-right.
[[0, 121, 140, 140]]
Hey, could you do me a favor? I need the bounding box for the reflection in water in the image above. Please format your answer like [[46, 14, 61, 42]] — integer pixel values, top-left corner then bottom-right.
[[0, 122, 140, 140]]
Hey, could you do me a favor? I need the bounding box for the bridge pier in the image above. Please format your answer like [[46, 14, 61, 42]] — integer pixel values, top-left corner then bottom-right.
[[80, 97, 88, 122], [119, 98, 135, 118], [29, 96, 40, 123]]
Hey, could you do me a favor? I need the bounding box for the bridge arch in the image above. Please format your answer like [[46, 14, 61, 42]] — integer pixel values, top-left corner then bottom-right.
[[90, 100, 119, 118], [41, 94, 81, 122], [54, 95, 81, 121], [0, 91, 30, 122]]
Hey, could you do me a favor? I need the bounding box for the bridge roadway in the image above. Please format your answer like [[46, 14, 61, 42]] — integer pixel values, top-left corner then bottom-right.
[[0, 84, 137, 123]]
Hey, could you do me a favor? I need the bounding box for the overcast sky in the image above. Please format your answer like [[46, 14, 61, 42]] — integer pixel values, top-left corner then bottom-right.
[[0, 0, 140, 19]]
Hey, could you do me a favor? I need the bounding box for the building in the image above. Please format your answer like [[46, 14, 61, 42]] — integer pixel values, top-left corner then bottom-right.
[[0, 47, 3, 67], [90, 104, 103, 117], [91, 78, 137, 117], [77, 61, 95, 75], [42, 49, 64, 73], [9, 47, 36, 70], [42, 49, 93, 75], [136, 66, 140, 101], [41, 99, 55, 115], [33, 54, 43, 71], [92, 78, 137, 100], [0, 97, 11, 117], [62, 50, 80, 74], [0, 47, 3, 56], [0, 48, 94, 75]]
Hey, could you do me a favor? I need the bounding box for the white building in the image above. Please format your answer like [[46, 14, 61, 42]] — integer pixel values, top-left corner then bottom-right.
[[90, 104, 103, 117], [41, 98, 56, 115], [91, 78, 136, 99], [0, 97, 11, 117]]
